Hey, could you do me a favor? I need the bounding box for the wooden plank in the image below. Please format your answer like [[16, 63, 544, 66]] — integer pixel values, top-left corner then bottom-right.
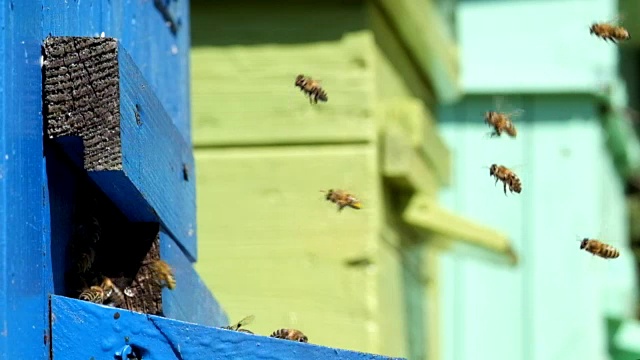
[[375, 0, 461, 103], [403, 193, 518, 266], [381, 126, 439, 195], [42, 36, 197, 261], [51, 295, 406, 360], [194, 145, 383, 353], [42, 0, 193, 143], [0, 1, 50, 358], [190, 1, 376, 147], [370, 4, 436, 107], [159, 231, 228, 327], [379, 99, 451, 185]]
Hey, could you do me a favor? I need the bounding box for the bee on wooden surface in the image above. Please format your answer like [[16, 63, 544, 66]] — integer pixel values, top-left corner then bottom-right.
[[270, 328, 309, 343], [149, 260, 176, 290], [79, 285, 105, 304], [222, 315, 255, 334], [590, 18, 630, 43], [101, 277, 126, 307], [580, 238, 620, 259], [294, 74, 328, 104], [488, 164, 522, 195], [321, 189, 362, 211]]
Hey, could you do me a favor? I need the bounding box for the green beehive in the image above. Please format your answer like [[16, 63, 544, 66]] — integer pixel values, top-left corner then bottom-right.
[[190, 1, 516, 358]]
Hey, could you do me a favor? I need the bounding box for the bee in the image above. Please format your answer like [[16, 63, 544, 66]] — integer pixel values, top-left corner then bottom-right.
[[79, 285, 105, 304], [294, 74, 328, 104], [149, 260, 176, 290], [222, 315, 255, 334], [270, 328, 309, 343], [590, 18, 630, 43], [321, 189, 362, 211], [76, 247, 96, 273], [488, 164, 522, 195], [101, 277, 126, 307], [484, 111, 520, 138], [580, 238, 620, 259]]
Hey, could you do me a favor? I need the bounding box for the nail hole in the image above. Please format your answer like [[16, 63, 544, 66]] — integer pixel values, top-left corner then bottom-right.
[[182, 163, 189, 181], [135, 104, 142, 126]]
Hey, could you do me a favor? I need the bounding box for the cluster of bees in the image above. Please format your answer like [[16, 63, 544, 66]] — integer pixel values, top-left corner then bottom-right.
[[480, 18, 627, 260], [220, 315, 309, 343], [71, 215, 177, 308]]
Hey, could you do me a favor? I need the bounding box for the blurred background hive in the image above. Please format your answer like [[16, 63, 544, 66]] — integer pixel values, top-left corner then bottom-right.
[[191, 0, 640, 360]]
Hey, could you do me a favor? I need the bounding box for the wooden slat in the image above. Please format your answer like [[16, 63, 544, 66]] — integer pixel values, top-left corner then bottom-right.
[[190, 1, 376, 147], [51, 296, 406, 360], [375, 0, 461, 103], [0, 1, 51, 358], [402, 193, 518, 266], [379, 100, 451, 185], [41, 0, 193, 143], [42, 37, 197, 261], [381, 126, 439, 194]]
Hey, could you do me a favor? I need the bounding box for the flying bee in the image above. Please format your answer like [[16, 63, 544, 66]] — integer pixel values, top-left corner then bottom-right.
[[270, 328, 309, 343], [222, 315, 255, 334], [488, 164, 522, 195], [79, 285, 105, 304], [321, 189, 362, 211], [101, 277, 126, 307], [579, 238, 620, 259], [149, 260, 176, 290], [483, 96, 522, 138], [294, 74, 328, 104], [484, 111, 519, 138], [590, 17, 630, 43]]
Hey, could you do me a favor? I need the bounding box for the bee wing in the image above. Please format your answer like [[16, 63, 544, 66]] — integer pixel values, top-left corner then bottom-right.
[[493, 95, 505, 112], [506, 108, 524, 120], [235, 314, 255, 328]]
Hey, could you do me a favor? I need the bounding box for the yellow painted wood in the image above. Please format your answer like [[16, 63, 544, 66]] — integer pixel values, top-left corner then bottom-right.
[[379, 99, 451, 185], [423, 245, 441, 360], [190, 1, 376, 147], [369, 3, 436, 107], [381, 125, 439, 195], [194, 144, 399, 354], [403, 193, 519, 266], [374, 0, 461, 103]]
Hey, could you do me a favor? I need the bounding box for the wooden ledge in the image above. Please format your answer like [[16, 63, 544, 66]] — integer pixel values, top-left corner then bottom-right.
[[51, 295, 406, 360], [42, 36, 197, 261], [402, 194, 518, 266]]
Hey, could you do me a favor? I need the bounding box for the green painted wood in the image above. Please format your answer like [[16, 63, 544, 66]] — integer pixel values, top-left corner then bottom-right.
[[190, 1, 376, 147], [438, 94, 632, 360], [193, 144, 412, 356], [457, 0, 617, 94], [375, 0, 460, 103]]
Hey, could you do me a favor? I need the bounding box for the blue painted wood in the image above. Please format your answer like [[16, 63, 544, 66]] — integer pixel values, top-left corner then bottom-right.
[[42, 0, 192, 144], [0, 1, 49, 359], [160, 231, 228, 327], [457, 0, 616, 94], [51, 295, 406, 360], [44, 39, 198, 261]]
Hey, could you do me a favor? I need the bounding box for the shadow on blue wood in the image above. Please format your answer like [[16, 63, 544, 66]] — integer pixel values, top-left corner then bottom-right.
[[42, 37, 197, 261], [52, 295, 406, 360], [160, 231, 228, 327]]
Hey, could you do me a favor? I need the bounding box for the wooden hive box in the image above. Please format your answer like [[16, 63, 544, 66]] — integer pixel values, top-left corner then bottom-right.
[[191, 1, 518, 358]]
